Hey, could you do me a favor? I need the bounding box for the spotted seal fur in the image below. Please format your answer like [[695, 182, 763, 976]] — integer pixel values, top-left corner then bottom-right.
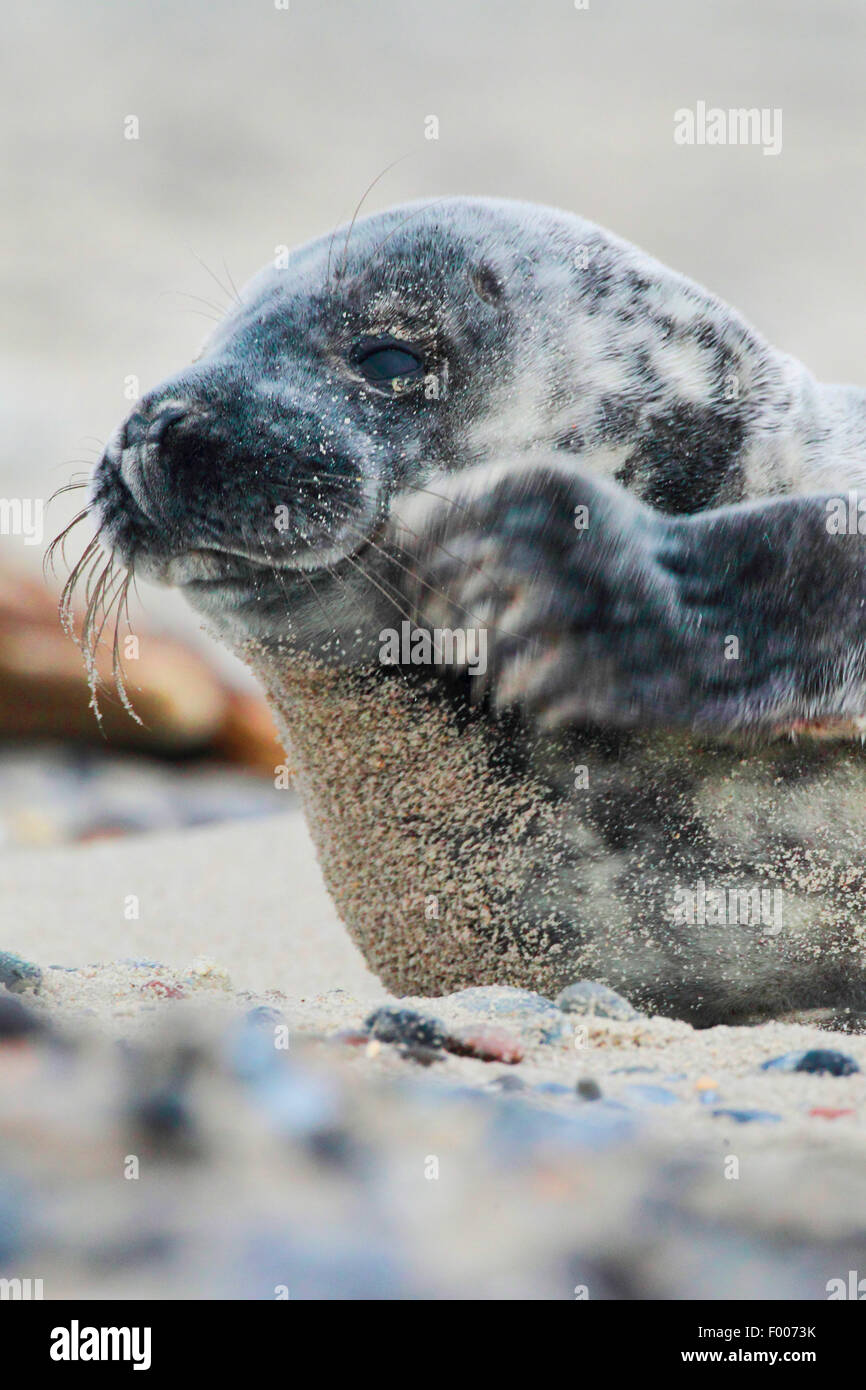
[[80, 197, 866, 1026]]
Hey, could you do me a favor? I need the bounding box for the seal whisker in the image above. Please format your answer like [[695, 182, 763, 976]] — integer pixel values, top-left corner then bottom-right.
[[90, 560, 129, 655], [362, 197, 458, 277], [78, 552, 145, 727], [47, 474, 90, 490], [45, 505, 93, 577], [81, 554, 115, 653], [339, 515, 529, 649], [179, 308, 225, 325], [252, 521, 342, 643], [163, 289, 235, 318], [59, 535, 103, 634], [186, 247, 238, 311], [285, 468, 492, 528], [108, 569, 144, 724], [221, 258, 242, 307], [338, 547, 416, 629], [283, 470, 510, 603], [78, 556, 117, 725], [335, 155, 412, 285]]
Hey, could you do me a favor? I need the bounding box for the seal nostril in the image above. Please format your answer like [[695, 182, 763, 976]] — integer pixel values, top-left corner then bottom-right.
[[120, 410, 147, 451], [122, 403, 190, 451], [147, 404, 190, 446]]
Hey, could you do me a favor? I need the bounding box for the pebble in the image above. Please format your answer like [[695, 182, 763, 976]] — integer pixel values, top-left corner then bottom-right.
[[186, 956, 232, 990], [228, 1017, 346, 1145], [398, 1044, 444, 1067], [443, 1025, 524, 1065], [761, 1049, 859, 1077], [364, 1006, 448, 1051], [0, 952, 42, 994], [445, 986, 568, 1043], [556, 980, 641, 1021], [245, 1006, 285, 1028], [0, 992, 43, 1040], [694, 1076, 721, 1105], [711, 1108, 782, 1124], [140, 979, 186, 1000], [576, 1078, 602, 1101], [132, 1089, 195, 1148], [255, 1070, 344, 1143], [489, 1073, 526, 1092]]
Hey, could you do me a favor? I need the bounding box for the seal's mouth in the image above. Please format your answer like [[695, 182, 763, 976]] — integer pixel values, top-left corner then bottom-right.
[[88, 433, 385, 590], [161, 535, 378, 589]]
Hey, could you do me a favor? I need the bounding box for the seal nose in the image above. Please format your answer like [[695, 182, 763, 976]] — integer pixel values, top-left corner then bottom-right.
[[121, 401, 191, 451]]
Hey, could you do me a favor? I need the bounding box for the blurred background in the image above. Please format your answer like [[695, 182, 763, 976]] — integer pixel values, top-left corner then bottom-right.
[[3, 0, 866, 847]]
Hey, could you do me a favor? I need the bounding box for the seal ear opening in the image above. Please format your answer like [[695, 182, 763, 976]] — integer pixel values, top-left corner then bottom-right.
[[468, 262, 505, 306]]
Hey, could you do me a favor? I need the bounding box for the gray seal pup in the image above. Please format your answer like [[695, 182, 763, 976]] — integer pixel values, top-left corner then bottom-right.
[[76, 196, 866, 1026]]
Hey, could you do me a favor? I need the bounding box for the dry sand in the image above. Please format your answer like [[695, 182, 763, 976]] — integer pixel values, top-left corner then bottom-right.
[[3, 809, 385, 1001]]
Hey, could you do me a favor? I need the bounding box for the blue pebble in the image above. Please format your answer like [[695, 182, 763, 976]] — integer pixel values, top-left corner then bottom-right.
[[760, 1051, 806, 1072], [245, 1006, 285, 1028], [445, 986, 567, 1043], [0, 952, 41, 993], [364, 1006, 447, 1050], [761, 1049, 859, 1077], [712, 1108, 782, 1124], [556, 980, 642, 1021], [796, 1049, 859, 1077]]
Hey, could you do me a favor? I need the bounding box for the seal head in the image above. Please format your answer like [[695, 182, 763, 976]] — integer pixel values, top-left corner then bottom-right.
[[91, 196, 845, 672]]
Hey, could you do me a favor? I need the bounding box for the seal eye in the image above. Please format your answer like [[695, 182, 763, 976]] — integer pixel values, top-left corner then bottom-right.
[[357, 344, 424, 383]]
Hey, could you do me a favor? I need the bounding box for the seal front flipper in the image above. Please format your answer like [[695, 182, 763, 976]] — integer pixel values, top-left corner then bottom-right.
[[390, 456, 866, 736], [389, 453, 695, 728]]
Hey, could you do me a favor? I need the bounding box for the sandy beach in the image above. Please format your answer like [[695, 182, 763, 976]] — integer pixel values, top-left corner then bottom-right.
[[1, 810, 865, 1299]]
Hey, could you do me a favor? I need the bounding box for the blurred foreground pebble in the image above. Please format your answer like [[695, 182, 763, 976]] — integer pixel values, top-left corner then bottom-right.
[[1, 961, 866, 1295], [0, 951, 42, 992], [1, 964, 866, 1298], [762, 1049, 860, 1077]]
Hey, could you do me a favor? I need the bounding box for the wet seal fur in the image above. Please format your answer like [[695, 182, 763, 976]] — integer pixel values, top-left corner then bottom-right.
[[86, 197, 866, 1027]]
